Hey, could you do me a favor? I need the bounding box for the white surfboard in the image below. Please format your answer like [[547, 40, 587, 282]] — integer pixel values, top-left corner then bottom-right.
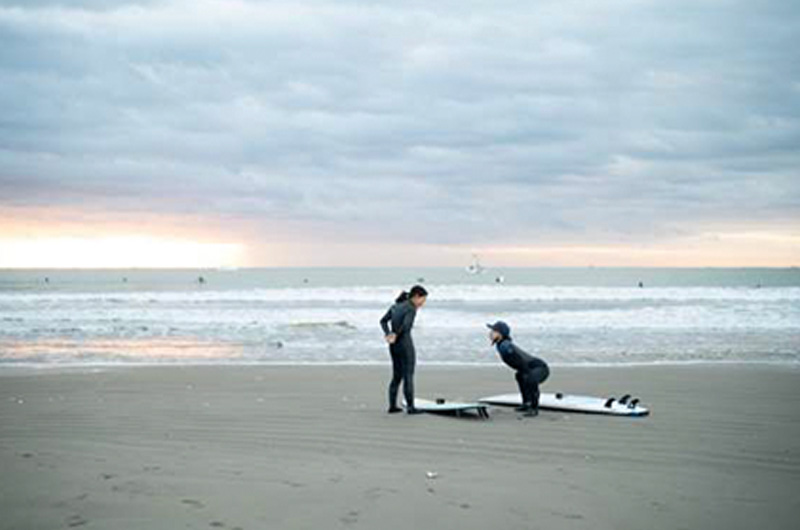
[[405, 398, 490, 418], [479, 392, 649, 417]]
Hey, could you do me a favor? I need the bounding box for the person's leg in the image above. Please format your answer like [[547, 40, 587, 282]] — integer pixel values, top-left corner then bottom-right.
[[388, 348, 403, 412], [512, 369, 538, 416], [515, 370, 534, 411], [515, 371, 529, 404], [528, 365, 549, 410], [402, 348, 416, 411]]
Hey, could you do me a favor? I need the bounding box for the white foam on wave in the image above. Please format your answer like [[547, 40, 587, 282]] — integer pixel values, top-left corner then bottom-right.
[[2, 285, 799, 304], [2, 358, 799, 372], [1, 284, 798, 365]]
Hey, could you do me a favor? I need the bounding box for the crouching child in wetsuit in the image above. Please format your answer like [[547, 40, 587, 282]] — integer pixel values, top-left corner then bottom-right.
[[487, 321, 549, 417]]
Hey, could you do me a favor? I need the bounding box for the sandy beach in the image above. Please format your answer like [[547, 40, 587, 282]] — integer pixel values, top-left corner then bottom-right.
[[1, 364, 799, 529]]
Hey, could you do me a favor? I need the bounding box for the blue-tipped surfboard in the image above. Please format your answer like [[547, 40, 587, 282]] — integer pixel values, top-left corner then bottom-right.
[[479, 392, 649, 417]]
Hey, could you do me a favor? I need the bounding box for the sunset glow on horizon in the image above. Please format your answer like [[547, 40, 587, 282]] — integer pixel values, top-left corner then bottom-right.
[[0, 236, 245, 269], [0, 227, 797, 269]]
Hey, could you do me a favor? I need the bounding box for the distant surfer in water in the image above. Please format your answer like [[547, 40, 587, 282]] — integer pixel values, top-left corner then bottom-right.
[[380, 285, 428, 415], [488, 321, 549, 417]]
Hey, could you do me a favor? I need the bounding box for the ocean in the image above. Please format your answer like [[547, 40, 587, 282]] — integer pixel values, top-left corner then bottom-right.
[[0, 267, 798, 367]]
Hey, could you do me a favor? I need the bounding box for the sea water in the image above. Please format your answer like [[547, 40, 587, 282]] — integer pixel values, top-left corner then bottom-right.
[[0, 267, 798, 367]]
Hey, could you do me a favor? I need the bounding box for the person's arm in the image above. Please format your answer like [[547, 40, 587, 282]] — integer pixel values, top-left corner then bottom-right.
[[380, 308, 392, 336]]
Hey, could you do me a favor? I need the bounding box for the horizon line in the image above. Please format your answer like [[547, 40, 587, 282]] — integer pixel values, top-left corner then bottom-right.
[[1, 265, 798, 271]]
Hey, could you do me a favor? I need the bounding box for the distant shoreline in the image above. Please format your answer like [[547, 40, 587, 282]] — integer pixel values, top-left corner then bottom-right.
[[2, 359, 799, 375]]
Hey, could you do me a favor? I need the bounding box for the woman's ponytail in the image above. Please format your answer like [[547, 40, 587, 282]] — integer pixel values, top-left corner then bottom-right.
[[395, 285, 428, 303]]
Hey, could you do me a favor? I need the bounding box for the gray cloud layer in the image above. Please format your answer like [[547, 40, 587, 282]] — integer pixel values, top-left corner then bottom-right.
[[1, 0, 798, 247]]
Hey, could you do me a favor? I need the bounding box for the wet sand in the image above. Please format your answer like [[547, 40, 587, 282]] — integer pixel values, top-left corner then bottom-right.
[[1, 364, 799, 529]]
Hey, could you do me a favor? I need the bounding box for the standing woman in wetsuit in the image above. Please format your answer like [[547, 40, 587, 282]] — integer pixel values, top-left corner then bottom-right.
[[380, 285, 428, 414]]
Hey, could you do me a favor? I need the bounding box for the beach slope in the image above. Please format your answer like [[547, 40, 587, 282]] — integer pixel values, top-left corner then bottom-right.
[[1, 364, 799, 529]]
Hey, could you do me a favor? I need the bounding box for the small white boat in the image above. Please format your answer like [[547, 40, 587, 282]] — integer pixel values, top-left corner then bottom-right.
[[465, 254, 485, 275]]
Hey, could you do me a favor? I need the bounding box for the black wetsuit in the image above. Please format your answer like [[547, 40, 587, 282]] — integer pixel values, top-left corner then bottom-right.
[[495, 338, 549, 409], [380, 300, 417, 409]]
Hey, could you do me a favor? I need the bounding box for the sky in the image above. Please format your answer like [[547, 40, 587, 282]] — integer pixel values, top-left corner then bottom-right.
[[0, 0, 798, 268]]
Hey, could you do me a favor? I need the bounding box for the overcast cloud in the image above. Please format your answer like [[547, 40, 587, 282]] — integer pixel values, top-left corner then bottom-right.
[[1, 0, 799, 255]]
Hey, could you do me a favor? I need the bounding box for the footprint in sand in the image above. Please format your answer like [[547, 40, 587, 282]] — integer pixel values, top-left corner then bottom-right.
[[66, 514, 88, 527], [551, 510, 584, 520], [363, 486, 397, 501], [340, 510, 360, 525]]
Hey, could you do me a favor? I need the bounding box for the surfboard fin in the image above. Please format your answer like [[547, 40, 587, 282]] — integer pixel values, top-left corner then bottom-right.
[[604, 397, 615, 408], [629, 398, 640, 408], [619, 394, 631, 405]]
